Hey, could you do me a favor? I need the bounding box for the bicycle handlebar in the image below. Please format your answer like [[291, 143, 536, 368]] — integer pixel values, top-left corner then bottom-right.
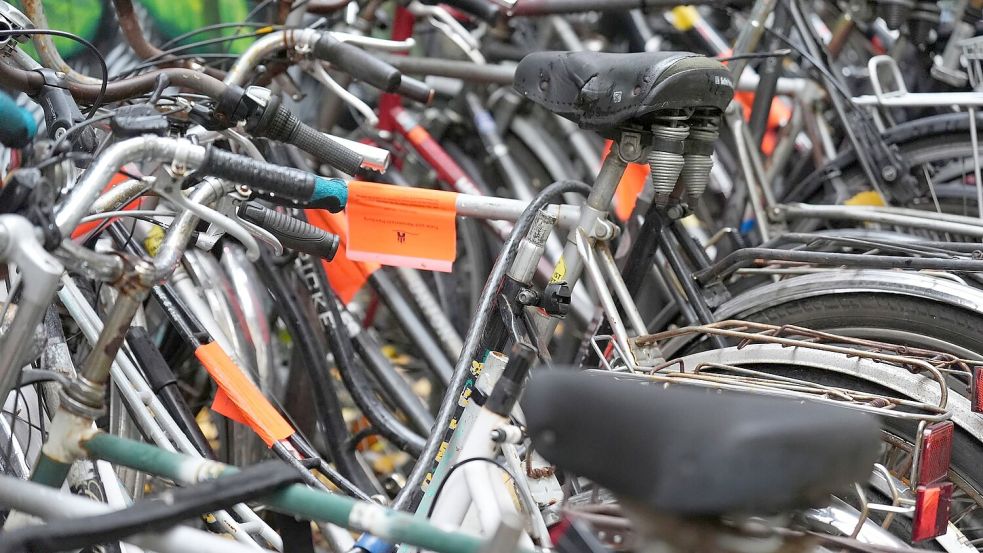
[[200, 147, 348, 212], [247, 95, 364, 175], [509, 0, 725, 15], [313, 34, 402, 92], [55, 137, 349, 236], [0, 63, 229, 104], [237, 203, 340, 260], [377, 54, 515, 85], [420, 0, 500, 23]]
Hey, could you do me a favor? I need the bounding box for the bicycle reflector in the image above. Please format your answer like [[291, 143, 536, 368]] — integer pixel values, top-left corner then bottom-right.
[[916, 421, 953, 486], [912, 481, 953, 542], [971, 366, 983, 412]]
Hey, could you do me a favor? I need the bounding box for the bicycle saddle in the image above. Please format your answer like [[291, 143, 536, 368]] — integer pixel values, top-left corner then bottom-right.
[[522, 372, 880, 517], [513, 51, 734, 131]]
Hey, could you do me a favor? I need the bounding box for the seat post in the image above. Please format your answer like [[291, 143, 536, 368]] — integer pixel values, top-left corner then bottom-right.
[[533, 134, 636, 345], [546, 134, 633, 287]]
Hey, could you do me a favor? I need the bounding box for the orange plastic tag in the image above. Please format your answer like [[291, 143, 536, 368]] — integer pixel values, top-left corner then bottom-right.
[[605, 141, 651, 222], [306, 209, 380, 304], [195, 342, 294, 446], [345, 181, 458, 272], [211, 389, 248, 425]]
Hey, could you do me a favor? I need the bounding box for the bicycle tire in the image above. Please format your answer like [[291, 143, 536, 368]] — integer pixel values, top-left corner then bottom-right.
[[786, 112, 983, 204], [745, 292, 983, 360], [659, 346, 983, 547]]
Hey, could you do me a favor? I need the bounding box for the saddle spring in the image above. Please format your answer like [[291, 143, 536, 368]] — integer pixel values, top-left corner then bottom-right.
[[648, 111, 691, 206], [680, 110, 720, 203]]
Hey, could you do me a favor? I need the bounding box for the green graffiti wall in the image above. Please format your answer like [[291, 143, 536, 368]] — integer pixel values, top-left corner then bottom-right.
[[14, 0, 254, 59]]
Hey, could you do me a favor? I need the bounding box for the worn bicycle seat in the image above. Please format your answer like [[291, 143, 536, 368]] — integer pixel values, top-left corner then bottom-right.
[[513, 51, 734, 131], [522, 372, 880, 517]]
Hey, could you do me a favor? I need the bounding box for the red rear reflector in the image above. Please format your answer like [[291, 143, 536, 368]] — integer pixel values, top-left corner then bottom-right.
[[912, 482, 953, 542], [917, 421, 953, 485], [972, 366, 983, 413]]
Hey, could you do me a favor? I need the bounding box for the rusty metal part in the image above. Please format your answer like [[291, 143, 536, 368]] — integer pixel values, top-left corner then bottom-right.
[[22, 0, 101, 84], [276, 0, 293, 23], [60, 258, 155, 417], [111, 0, 226, 79], [615, 320, 969, 423], [0, 62, 228, 103]]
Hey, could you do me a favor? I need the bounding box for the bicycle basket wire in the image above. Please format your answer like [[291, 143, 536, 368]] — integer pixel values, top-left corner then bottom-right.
[[593, 320, 973, 424], [961, 35, 983, 89]]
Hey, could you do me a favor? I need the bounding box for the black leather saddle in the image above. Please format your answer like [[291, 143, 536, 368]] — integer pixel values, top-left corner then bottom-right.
[[513, 51, 735, 131], [522, 372, 880, 517]]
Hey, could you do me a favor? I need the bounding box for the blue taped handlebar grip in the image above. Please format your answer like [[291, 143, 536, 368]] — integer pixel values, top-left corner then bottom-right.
[[0, 91, 37, 148]]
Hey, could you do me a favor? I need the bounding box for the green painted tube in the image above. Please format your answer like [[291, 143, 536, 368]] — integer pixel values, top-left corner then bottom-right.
[[82, 433, 535, 553], [30, 453, 72, 487]]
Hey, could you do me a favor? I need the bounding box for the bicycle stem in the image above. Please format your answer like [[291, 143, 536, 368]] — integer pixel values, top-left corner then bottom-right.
[[34, 175, 229, 488]]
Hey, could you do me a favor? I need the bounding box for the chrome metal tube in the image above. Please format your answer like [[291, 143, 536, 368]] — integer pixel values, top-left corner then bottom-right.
[[781, 203, 983, 238], [224, 30, 300, 87], [91, 179, 150, 214], [152, 179, 225, 280], [455, 194, 581, 228], [0, 216, 63, 402], [56, 137, 206, 235], [55, 241, 125, 283], [395, 267, 463, 359]]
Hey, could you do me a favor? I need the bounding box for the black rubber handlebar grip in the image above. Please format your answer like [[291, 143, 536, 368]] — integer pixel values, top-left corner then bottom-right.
[[200, 147, 348, 212], [313, 34, 402, 92], [238, 203, 340, 260], [397, 76, 436, 105], [249, 102, 364, 175]]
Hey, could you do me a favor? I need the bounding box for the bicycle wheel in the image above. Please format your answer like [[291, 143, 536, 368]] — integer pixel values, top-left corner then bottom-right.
[[706, 270, 983, 361], [746, 293, 983, 359], [663, 345, 983, 549], [791, 113, 983, 216]]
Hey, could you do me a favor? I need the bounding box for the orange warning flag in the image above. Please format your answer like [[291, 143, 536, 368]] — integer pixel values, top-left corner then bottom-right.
[[195, 342, 294, 447], [306, 209, 379, 304], [345, 181, 458, 272]]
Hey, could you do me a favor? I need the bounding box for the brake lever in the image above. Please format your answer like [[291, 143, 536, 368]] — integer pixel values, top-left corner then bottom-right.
[[328, 32, 415, 53], [219, 195, 285, 257], [153, 160, 263, 262], [407, 1, 486, 64], [301, 59, 380, 128]]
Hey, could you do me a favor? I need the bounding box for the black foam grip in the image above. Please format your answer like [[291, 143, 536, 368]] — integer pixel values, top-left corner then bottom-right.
[[313, 34, 402, 92], [200, 147, 316, 202], [397, 76, 436, 105], [238, 203, 340, 260], [290, 116, 364, 175], [255, 105, 363, 175]]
